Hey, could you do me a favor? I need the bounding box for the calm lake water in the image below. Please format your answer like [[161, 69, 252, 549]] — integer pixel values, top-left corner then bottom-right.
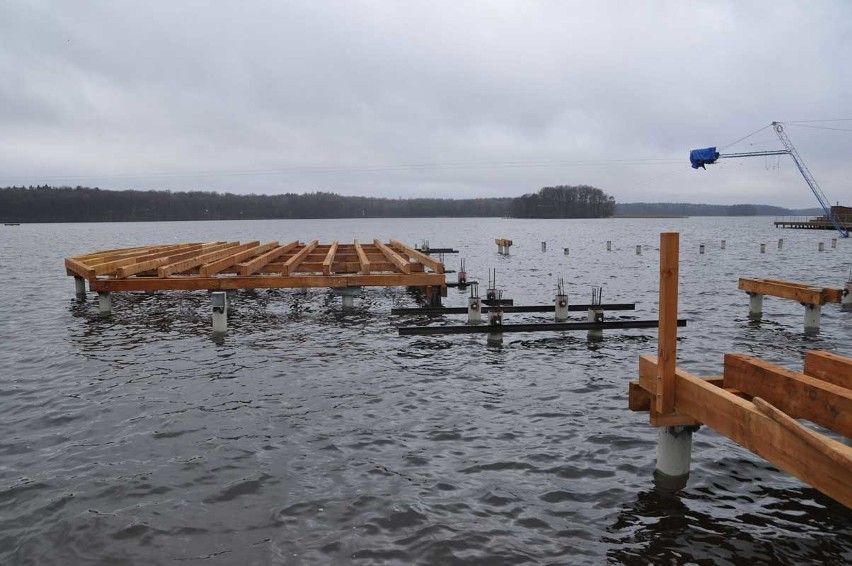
[[1, 217, 850, 565]]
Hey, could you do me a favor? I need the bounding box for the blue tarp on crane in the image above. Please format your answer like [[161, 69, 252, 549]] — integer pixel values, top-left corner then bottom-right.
[[690, 147, 720, 169]]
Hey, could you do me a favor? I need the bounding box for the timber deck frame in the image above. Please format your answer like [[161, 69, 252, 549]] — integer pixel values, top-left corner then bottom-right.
[[65, 239, 446, 293], [630, 232, 852, 508]]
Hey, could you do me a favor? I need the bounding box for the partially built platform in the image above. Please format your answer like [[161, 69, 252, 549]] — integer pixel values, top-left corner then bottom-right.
[[66, 239, 446, 295]]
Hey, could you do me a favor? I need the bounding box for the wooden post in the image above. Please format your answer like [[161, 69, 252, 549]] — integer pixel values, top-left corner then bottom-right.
[[656, 232, 679, 414]]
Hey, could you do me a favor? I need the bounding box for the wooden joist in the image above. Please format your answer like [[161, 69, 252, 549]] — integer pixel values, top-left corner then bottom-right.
[[760, 279, 844, 304], [200, 241, 278, 277], [374, 239, 411, 274], [283, 240, 319, 275], [390, 240, 444, 273], [240, 241, 299, 276], [804, 350, 852, 389], [354, 240, 371, 274], [115, 242, 234, 279], [323, 241, 338, 276], [724, 353, 852, 438], [158, 241, 255, 278]]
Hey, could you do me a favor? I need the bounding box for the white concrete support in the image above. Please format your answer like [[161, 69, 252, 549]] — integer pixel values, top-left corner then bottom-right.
[[467, 297, 482, 324], [655, 426, 694, 481], [748, 292, 763, 318], [211, 291, 228, 334], [335, 286, 361, 309], [819, 242, 825, 252], [832, 238, 837, 249], [587, 309, 603, 341], [842, 282, 852, 307], [778, 238, 784, 250], [74, 276, 86, 297], [635, 245, 642, 255], [98, 291, 112, 315], [760, 243, 766, 253], [699, 244, 705, 255], [489, 308, 503, 327], [554, 294, 569, 321], [721, 239, 726, 250], [606, 241, 612, 251], [804, 303, 822, 333], [541, 241, 546, 252]]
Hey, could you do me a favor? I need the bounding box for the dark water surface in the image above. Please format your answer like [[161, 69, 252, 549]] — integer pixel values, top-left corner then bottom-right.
[[1, 217, 850, 565]]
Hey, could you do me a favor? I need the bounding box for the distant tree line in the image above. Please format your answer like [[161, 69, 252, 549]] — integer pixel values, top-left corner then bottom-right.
[[0, 185, 513, 222], [509, 185, 615, 218], [614, 202, 822, 217]]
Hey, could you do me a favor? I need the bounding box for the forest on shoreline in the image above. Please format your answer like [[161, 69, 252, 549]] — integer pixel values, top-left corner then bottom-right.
[[0, 185, 818, 223]]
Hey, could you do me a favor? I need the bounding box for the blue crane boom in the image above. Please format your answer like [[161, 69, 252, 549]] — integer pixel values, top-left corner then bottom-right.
[[690, 122, 848, 238]]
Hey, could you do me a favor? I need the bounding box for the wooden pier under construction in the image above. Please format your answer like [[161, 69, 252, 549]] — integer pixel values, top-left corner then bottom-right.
[[65, 239, 446, 293], [629, 232, 851, 508]]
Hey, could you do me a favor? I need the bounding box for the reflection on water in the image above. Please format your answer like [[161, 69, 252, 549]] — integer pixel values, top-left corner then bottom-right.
[[1, 217, 850, 564]]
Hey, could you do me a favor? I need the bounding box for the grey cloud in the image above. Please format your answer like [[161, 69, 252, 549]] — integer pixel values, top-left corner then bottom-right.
[[0, 1, 850, 207]]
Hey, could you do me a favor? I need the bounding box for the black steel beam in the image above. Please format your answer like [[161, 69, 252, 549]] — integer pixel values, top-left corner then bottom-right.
[[391, 303, 636, 316], [398, 318, 686, 336]]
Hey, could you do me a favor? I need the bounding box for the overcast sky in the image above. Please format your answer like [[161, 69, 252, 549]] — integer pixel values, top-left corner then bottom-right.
[[1, 1, 850, 207]]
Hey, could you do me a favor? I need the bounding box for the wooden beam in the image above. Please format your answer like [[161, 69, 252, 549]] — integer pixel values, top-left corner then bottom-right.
[[322, 241, 338, 275], [240, 240, 299, 276], [200, 241, 277, 277], [373, 240, 411, 274], [753, 397, 852, 469], [675, 369, 852, 507], [656, 232, 679, 414], [283, 240, 319, 275], [804, 350, 852, 389], [87, 243, 206, 276], [389, 240, 444, 273], [114, 242, 234, 279], [738, 278, 825, 305], [354, 240, 371, 274], [158, 241, 255, 277], [65, 257, 94, 279], [761, 279, 844, 304], [88, 272, 446, 292], [723, 353, 852, 438]]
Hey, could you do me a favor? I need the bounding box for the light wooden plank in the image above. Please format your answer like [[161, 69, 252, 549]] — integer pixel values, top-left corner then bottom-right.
[[65, 257, 94, 279], [240, 241, 299, 275], [90, 243, 206, 276], [354, 240, 371, 274], [114, 242, 234, 278], [675, 369, 852, 507], [753, 397, 852, 469], [724, 353, 852, 438], [804, 350, 852, 389], [200, 241, 277, 277], [283, 240, 319, 275], [89, 272, 447, 292], [656, 232, 679, 414], [739, 278, 825, 305], [761, 279, 844, 304], [322, 241, 338, 276], [373, 240, 411, 274], [158, 241, 254, 277], [389, 240, 444, 273]]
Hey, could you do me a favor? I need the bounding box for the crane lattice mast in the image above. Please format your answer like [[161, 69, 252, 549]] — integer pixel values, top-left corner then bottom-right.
[[689, 122, 848, 238]]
